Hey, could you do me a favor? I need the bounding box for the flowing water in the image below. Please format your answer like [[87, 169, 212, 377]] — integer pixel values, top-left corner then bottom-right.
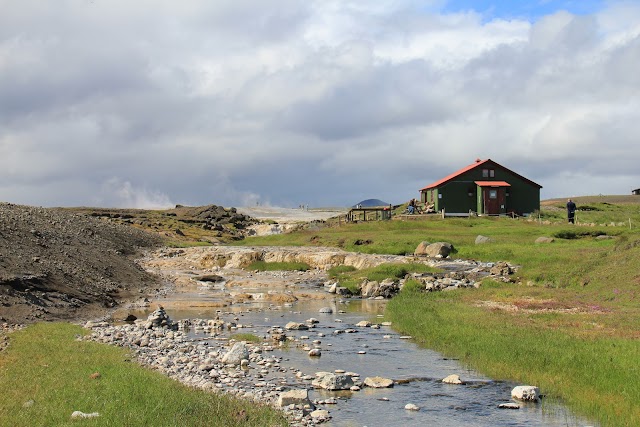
[[138, 286, 596, 427]]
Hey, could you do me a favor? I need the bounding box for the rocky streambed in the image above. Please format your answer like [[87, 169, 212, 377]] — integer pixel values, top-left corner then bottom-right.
[[84, 246, 591, 426]]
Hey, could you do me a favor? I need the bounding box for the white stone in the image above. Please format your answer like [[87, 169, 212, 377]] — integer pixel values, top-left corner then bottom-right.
[[308, 348, 321, 357], [71, 411, 100, 419], [404, 403, 420, 411], [498, 402, 520, 409], [442, 374, 464, 385], [511, 385, 541, 401]]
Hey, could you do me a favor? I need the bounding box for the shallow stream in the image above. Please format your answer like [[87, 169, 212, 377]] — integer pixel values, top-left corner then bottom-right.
[[137, 289, 595, 427]]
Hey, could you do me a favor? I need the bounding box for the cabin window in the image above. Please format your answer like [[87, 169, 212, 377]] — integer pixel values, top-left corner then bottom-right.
[[489, 169, 495, 177], [489, 190, 497, 199], [482, 169, 488, 177]]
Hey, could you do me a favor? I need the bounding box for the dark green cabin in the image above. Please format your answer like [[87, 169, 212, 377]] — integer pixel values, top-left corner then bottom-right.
[[419, 159, 542, 216]]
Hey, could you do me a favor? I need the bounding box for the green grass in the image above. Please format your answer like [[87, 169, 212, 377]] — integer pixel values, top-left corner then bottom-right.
[[0, 323, 287, 427], [240, 198, 640, 425], [229, 333, 263, 343], [246, 261, 310, 271], [386, 287, 640, 426]]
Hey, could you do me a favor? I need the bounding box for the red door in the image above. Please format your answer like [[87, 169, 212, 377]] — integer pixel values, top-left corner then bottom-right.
[[483, 188, 505, 215]]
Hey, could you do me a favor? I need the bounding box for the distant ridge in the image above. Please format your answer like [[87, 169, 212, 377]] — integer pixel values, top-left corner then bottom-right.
[[352, 198, 390, 208]]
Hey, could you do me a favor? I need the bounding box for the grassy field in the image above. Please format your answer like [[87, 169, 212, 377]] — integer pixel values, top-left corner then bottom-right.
[[0, 323, 287, 427], [241, 196, 640, 426]]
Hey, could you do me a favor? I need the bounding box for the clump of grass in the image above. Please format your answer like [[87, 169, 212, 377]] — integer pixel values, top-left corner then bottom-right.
[[0, 323, 287, 427], [230, 333, 263, 343], [246, 261, 310, 271], [327, 265, 357, 279]]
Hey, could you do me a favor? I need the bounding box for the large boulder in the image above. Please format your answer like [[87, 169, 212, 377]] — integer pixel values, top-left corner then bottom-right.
[[415, 242, 454, 258], [312, 372, 354, 390], [221, 342, 249, 366]]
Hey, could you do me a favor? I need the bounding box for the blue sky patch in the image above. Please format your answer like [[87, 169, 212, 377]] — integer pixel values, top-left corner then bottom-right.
[[441, 0, 605, 21]]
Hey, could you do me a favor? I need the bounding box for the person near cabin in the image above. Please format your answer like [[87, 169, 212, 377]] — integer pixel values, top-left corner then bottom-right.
[[407, 198, 416, 214], [567, 199, 577, 223]]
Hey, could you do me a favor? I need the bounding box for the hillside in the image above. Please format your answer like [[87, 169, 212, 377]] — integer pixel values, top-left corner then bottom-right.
[[0, 203, 162, 324], [0, 203, 261, 325], [542, 194, 640, 206]]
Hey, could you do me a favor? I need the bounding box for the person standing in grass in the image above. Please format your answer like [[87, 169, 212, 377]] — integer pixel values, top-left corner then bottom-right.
[[567, 199, 576, 223]]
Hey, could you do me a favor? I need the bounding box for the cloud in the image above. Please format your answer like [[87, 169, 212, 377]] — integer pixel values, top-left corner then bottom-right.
[[1, 1, 639, 207]]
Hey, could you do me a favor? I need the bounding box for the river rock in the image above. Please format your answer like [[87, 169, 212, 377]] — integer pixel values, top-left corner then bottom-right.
[[360, 280, 379, 298], [404, 403, 420, 411], [489, 262, 513, 276], [511, 385, 540, 401], [308, 348, 321, 357], [277, 389, 312, 408], [499, 402, 520, 409], [221, 342, 249, 366], [364, 376, 394, 388], [310, 409, 331, 420], [319, 307, 333, 314], [285, 322, 309, 330], [442, 374, 464, 385], [312, 372, 354, 390], [192, 274, 224, 283], [145, 307, 173, 329], [356, 320, 371, 327]]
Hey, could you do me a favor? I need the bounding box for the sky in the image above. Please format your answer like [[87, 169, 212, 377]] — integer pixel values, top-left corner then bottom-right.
[[1, 0, 639, 209]]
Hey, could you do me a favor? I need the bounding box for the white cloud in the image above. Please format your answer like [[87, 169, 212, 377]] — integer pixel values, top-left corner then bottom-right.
[[1, 0, 639, 208]]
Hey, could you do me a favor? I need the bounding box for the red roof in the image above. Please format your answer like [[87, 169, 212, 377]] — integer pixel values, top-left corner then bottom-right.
[[475, 181, 511, 187], [420, 159, 542, 191]]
